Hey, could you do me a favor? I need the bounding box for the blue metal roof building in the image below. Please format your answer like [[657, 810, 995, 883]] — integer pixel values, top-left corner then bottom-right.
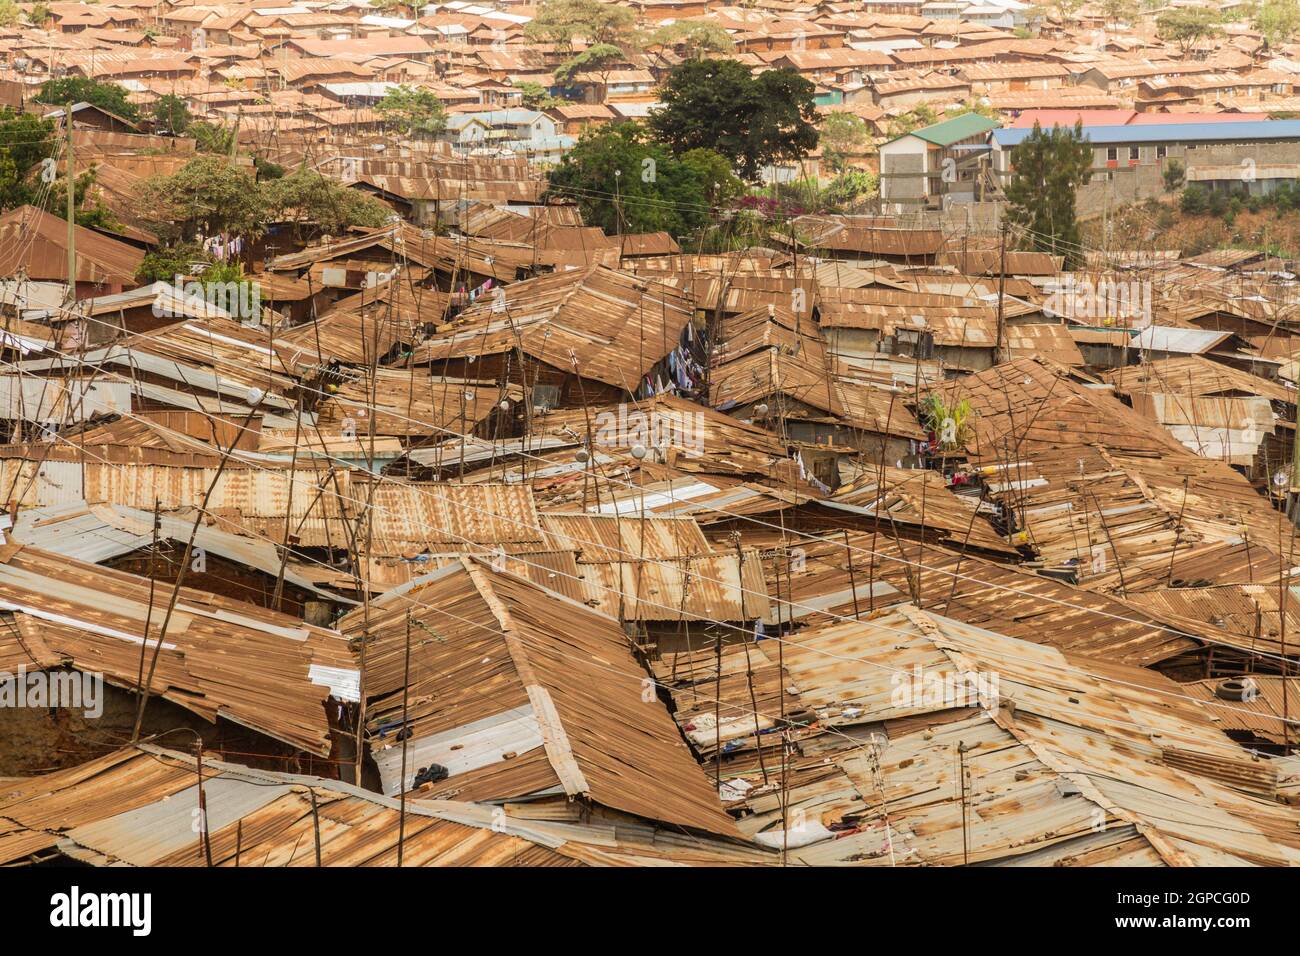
[[991, 120, 1300, 148]]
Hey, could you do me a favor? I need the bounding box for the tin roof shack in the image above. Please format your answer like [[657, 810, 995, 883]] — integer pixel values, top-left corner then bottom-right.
[[789, 465, 1018, 559], [817, 286, 1008, 371], [708, 304, 925, 486], [1103, 356, 1297, 491], [746, 531, 1197, 665], [407, 265, 697, 410], [710, 605, 1299, 865], [277, 279, 449, 369], [1129, 325, 1275, 377], [345, 557, 742, 838], [534, 393, 794, 481], [929, 357, 1291, 595], [43, 101, 141, 135], [11, 319, 303, 429], [1181, 676, 1300, 751], [530, 510, 770, 652], [264, 223, 531, 304], [0, 545, 355, 776], [0, 205, 145, 300], [0, 744, 772, 867], [773, 215, 945, 265], [6, 502, 353, 621]]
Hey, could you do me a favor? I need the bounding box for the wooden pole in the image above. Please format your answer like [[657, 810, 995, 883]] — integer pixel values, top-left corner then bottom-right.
[[65, 101, 75, 301], [397, 609, 412, 866]]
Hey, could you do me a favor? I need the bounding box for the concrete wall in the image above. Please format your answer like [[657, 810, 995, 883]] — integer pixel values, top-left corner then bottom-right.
[[880, 136, 928, 207], [1012, 140, 1300, 211]]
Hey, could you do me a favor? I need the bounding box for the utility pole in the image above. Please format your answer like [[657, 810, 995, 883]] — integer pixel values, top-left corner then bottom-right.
[[994, 219, 1008, 364], [229, 107, 243, 160], [65, 102, 75, 303], [1289, 413, 1300, 524]]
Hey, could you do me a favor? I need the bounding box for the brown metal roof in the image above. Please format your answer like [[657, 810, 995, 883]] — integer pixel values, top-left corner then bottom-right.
[[346, 558, 742, 837]]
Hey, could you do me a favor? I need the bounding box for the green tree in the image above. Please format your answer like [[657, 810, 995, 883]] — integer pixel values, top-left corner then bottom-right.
[[261, 166, 392, 237], [1162, 158, 1185, 192], [649, 60, 818, 182], [544, 121, 740, 242], [647, 21, 735, 59], [885, 104, 938, 137], [1255, 0, 1300, 44], [254, 156, 285, 181], [1156, 8, 1222, 57], [513, 81, 562, 110], [525, 0, 637, 50], [152, 94, 191, 135], [0, 0, 20, 27], [1180, 184, 1210, 215], [34, 77, 140, 123], [819, 112, 869, 173], [135, 241, 211, 284], [190, 121, 237, 154], [49, 163, 121, 231], [1099, 0, 1137, 26], [0, 108, 55, 210], [820, 170, 878, 211], [138, 155, 263, 239], [948, 99, 997, 119], [1004, 121, 1093, 269], [376, 84, 447, 138], [679, 147, 744, 208], [554, 43, 624, 87]]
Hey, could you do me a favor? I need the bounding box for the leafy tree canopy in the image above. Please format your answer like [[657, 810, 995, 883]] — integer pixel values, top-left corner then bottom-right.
[[513, 81, 563, 110], [138, 157, 392, 243], [34, 77, 140, 123], [190, 120, 237, 154], [1004, 121, 1093, 269], [138, 155, 263, 239], [544, 121, 740, 244], [1099, 0, 1137, 25], [261, 166, 392, 236], [648, 60, 818, 182], [152, 94, 191, 135], [885, 104, 938, 138], [554, 43, 624, 86], [376, 84, 448, 138], [1255, 0, 1300, 45], [0, 108, 56, 211], [1156, 8, 1222, 57], [525, 0, 638, 50], [819, 112, 869, 172], [646, 20, 734, 58]]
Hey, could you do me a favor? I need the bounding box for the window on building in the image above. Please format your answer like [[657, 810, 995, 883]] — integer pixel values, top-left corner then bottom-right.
[[531, 385, 561, 411], [1106, 147, 1118, 161], [1129, 146, 1140, 161], [1156, 145, 1167, 159]]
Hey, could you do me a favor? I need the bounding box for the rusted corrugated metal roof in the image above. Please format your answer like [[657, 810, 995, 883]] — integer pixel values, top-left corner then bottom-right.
[[0, 745, 768, 866], [409, 265, 694, 388], [0, 546, 351, 755], [346, 558, 741, 837]]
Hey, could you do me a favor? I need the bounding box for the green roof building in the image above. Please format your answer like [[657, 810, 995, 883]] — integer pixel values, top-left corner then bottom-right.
[[879, 113, 1001, 211]]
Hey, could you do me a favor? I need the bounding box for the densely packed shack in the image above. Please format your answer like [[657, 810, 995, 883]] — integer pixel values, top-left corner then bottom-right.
[[0, 0, 1299, 869]]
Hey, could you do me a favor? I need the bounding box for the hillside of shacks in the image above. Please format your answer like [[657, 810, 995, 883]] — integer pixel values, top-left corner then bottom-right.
[[0, 0, 1299, 869]]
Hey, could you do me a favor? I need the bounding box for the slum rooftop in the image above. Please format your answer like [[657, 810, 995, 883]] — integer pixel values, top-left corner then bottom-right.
[[0, 0, 1298, 876]]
